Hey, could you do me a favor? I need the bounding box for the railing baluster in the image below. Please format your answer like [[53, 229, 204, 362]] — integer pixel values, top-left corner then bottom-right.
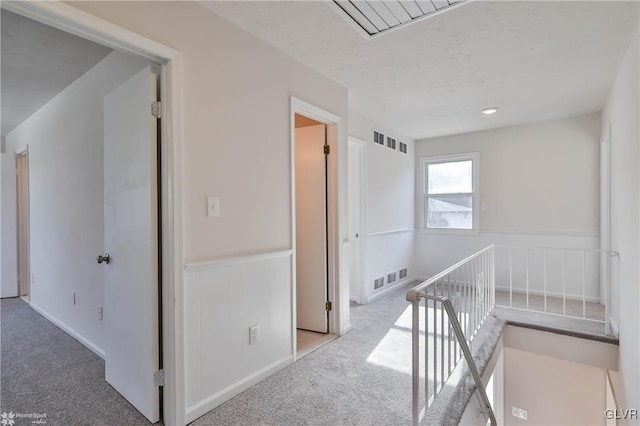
[[412, 298, 420, 426], [526, 248, 530, 311], [447, 274, 453, 376], [562, 250, 567, 316], [543, 249, 548, 313], [582, 250, 586, 319], [433, 279, 437, 394], [440, 279, 445, 389], [424, 294, 429, 406], [509, 247, 513, 307]]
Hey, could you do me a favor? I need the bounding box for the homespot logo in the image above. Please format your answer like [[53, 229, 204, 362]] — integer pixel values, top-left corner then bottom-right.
[[0, 412, 47, 425], [605, 409, 638, 420]]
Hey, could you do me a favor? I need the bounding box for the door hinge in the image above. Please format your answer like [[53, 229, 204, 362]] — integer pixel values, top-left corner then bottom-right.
[[154, 369, 165, 387], [324, 145, 330, 155], [151, 101, 162, 118], [325, 301, 332, 311]]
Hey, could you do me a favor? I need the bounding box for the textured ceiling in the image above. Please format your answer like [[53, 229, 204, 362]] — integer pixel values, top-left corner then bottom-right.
[[1, 10, 112, 136], [205, 1, 639, 140]]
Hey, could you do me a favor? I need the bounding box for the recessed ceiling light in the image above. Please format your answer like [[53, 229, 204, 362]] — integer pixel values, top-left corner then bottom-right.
[[481, 107, 499, 115]]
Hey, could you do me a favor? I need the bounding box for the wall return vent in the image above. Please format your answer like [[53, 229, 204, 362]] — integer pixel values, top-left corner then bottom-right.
[[332, 0, 468, 38]]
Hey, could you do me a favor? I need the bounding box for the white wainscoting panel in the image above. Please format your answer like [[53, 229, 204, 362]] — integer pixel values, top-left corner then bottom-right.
[[184, 251, 293, 422], [365, 230, 416, 303]]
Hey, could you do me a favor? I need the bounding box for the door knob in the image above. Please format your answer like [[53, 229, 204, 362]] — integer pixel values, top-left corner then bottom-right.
[[97, 254, 111, 264]]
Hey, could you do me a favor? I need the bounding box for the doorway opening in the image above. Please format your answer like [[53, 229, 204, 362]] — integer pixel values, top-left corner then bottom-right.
[[294, 113, 333, 357], [292, 107, 340, 358], [1, 8, 168, 424], [16, 149, 30, 302]]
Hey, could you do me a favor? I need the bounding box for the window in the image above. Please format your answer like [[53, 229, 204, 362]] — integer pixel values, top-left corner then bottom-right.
[[421, 153, 479, 232]]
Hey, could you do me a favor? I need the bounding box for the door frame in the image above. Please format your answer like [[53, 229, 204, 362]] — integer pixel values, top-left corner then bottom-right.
[[347, 136, 367, 305], [15, 148, 30, 301], [1, 2, 186, 425], [290, 97, 343, 360]]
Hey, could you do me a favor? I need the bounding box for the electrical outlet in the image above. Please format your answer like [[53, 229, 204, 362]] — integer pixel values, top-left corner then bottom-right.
[[98, 306, 103, 321], [512, 406, 528, 421], [249, 324, 259, 345], [206, 196, 220, 218]]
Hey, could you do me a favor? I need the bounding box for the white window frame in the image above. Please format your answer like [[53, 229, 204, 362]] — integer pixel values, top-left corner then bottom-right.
[[420, 152, 479, 234]]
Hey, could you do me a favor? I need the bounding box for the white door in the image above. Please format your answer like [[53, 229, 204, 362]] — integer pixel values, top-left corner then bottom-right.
[[348, 141, 363, 303], [103, 66, 160, 423], [295, 124, 328, 333]]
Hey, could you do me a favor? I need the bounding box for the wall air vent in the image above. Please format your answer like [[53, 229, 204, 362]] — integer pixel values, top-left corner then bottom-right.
[[374, 276, 385, 290], [386, 136, 397, 150], [332, 0, 468, 39], [373, 130, 385, 145], [387, 271, 397, 283], [399, 268, 408, 279], [399, 141, 407, 154]]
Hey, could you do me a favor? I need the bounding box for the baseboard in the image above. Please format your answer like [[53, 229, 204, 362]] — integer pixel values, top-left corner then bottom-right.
[[28, 301, 105, 359], [495, 286, 600, 303], [367, 276, 419, 303], [185, 356, 293, 423]]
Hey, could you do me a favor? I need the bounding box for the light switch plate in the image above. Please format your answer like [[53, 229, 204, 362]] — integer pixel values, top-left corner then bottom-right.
[[207, 196, 220, 218]]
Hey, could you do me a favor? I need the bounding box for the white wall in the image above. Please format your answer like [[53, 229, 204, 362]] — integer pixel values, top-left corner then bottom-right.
[[71, 1, 349, 418], [349, 111, 416, 302], [414, 114, 602, 290], [602, 24, 640, 419], [503, 347, 605, 426], [74, 1, 349, 262], [1, 152, 18, 298], [5, 51, 150, 354]]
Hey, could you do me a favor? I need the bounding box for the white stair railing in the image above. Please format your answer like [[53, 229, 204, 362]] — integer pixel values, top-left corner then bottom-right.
[[494, 245, 618, 332], [406, 246, 496, 426]]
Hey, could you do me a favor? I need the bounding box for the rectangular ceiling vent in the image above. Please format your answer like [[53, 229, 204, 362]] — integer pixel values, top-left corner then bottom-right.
[[332, 0, 468, 39], [373, 130, 385, 145]]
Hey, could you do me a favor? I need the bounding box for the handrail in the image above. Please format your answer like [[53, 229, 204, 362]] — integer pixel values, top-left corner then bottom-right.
[[407, 245, 496, 425], [407, 245, 495, 299], [493, 244, 619, 257], [424, 294, 496, 426]]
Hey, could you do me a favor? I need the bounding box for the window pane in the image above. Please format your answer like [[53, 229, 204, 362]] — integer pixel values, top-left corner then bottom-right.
[[426, 194, 473, 229], [427, 160, 472, 194]]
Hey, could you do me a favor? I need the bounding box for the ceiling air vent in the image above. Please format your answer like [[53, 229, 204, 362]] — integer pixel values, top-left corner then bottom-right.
[[332, 0, 468, 39]]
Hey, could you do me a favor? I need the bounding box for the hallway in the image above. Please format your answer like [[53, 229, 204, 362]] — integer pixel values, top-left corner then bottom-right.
[[0, 298, 150, 425]]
